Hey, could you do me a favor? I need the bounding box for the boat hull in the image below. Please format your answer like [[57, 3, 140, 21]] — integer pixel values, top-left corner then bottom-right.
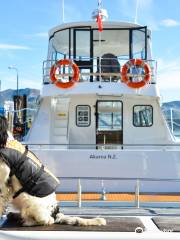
[[31, 147, 180, 192]]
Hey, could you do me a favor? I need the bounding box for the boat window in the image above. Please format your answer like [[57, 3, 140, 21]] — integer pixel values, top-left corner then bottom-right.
[[132, 28, 146, 59], [76, 105, 91, 127], [97, 101, 122, 130], [133, 105, 153, 127], [93, 29, 129, 59], [50, 29, 70, 61], [44, 26, 149, 84], [74, 30, 90, 58]]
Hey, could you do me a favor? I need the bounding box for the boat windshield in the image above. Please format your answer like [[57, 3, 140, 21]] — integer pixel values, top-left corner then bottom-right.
[[43, 26, 156, 83]]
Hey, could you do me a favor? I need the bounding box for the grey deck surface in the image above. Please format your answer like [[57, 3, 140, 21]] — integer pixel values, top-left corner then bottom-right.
[[61, 206, 180, 217], [152, 217, 180, 232], [2, 207, 180, 232], [0, 217, 144, 232]]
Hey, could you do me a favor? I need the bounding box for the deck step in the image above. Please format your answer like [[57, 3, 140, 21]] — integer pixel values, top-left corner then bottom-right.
[[51, 97, 70, 144]]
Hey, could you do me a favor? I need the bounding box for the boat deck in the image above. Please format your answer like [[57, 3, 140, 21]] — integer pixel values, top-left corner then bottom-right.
[[56, 192, 180, 202], [2, 207, 180, 240], [1, 207, 180, 232], [0, 216, 145, 232]]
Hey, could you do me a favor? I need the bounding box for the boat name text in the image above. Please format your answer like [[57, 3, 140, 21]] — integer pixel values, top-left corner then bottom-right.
[[89, 154, 117, 159]]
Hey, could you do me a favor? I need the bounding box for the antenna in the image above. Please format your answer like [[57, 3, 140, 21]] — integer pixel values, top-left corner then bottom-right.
[[62, 0, 65, 23], [98, 0, 102, 10], [134, 0, 139, 23], [92, 0, 108, 22]]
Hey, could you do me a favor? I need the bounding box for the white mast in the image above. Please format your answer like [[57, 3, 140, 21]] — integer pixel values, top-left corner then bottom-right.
[[134, 0, 139, 24], [98, 0, 102, 9], [62, 0, 65, 23]]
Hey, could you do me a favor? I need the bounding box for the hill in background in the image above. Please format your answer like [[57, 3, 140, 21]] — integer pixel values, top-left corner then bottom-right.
[[162, 101, 180, 119], [0, 88, 40, 107]]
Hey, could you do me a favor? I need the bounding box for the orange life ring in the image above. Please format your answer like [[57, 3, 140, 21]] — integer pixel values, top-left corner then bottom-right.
[[50, 59, 79, 89], [121, 59, 151, 88]]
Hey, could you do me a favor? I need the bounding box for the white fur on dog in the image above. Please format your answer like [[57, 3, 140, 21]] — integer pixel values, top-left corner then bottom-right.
[[0, 160, 106, 227]]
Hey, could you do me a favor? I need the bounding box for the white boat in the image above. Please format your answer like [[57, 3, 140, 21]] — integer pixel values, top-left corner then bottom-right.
[[1, 3, 180, 239], [23, 13, 180, 194]]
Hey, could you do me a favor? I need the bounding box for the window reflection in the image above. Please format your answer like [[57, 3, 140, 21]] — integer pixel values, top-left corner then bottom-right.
[[97, 101, 122, 130], [133, 105, 153, 127]]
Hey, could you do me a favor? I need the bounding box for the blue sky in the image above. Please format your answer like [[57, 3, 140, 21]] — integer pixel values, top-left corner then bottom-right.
[[0, 0, 180, 102]]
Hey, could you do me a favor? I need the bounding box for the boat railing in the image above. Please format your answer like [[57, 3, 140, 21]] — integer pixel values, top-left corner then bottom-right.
[[56, 176, 180, 208], [42, 58, 157, 85], [25, 143, 180, 150], [162, 108, 180, 138]]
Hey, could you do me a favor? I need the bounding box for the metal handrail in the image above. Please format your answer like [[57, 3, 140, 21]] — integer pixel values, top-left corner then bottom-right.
[[42, 58, 157, 84], [57, 176, 180, 208], [58, 176, 180, 182], [25, 143, 180, 146], [163, 108, 180, 136], [24, 143, 180, 151]]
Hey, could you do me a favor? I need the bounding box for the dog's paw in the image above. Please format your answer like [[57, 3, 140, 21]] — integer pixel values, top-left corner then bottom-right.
[[77, 217, 106, 226], [44, 216, 54, 226], [55, 213, 65, 224], [93, 217, 106, 226], [22, 218, 37, 226], [22, 216, 54, 226]]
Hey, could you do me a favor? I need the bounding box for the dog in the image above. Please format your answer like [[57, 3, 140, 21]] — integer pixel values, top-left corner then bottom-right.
[[0, 116, 106, 227]]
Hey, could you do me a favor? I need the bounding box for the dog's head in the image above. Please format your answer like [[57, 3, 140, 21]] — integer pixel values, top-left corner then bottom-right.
[[0, 116, 8, 148]]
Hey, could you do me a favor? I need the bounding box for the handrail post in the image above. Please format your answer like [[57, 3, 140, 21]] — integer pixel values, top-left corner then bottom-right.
[[135, 179, 140, 208], [100, 180, 107, 200], [77, 178, 82, 208]]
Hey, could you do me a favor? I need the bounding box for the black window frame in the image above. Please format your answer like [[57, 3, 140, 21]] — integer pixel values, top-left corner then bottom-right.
[[133, 104, 153, 127], [46, 26, 148, 84], [96, 100, 123, 131], [49, 26, 148, 61], [76, 105, 91, 127]]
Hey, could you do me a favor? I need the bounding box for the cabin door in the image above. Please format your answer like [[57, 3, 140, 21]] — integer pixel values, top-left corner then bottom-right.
[[73, 29, 93, 81], [96, 101, 123, 145]]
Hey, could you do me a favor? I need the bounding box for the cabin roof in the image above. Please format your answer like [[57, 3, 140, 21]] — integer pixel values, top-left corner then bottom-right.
[[49, 21, 148, 38]]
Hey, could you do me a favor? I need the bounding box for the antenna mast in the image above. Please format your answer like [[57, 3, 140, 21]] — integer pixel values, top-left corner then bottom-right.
[[62, 0, 65, 23], [98, 0, 102, 10], [134, 0, 139, 23]]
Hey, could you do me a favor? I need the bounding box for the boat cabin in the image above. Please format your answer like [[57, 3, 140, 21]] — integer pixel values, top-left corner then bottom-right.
[[26, 21, 174, 147]]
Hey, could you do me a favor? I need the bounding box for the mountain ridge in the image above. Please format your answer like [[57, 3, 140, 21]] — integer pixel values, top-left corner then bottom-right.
[[0, 88, 40, 107]]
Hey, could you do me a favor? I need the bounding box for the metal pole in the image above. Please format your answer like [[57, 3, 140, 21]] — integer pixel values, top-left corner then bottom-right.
[[62, 0, 65, 23], [170, 108, 174, 133], [134, 0, 139, 24], [8, 66, 19, 96], [135, 179, 140, 208], [77, 179, 82, 208], [16, 71, 19, 97], [98, 0, 102, 9], [100, 180, 107, 200], [98, 0, 102, 83]]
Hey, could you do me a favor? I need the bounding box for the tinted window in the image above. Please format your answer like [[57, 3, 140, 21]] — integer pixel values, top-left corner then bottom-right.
[[133, 105, 153, 127]]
